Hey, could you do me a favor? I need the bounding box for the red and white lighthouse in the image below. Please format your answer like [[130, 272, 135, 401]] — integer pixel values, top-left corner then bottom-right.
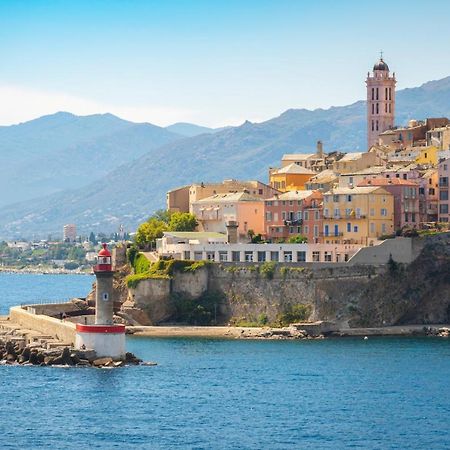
[[75, 243, 126, 358]]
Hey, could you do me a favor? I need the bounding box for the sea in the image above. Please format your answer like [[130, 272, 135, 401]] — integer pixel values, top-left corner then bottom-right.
[[0, 272, 449, 449]]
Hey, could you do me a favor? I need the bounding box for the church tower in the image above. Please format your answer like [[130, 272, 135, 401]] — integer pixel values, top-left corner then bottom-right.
[[366, 54, 396, 149]]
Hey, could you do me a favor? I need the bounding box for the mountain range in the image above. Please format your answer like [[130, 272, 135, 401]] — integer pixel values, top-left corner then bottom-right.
[[1, 76, 450, 239]]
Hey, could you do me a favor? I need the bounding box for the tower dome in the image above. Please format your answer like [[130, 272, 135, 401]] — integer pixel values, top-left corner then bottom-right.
[[373, 58, 389, 71]]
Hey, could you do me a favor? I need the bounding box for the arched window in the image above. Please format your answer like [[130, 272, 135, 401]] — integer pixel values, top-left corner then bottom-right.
[[372, 88, 374, 100], [376, 103, 379, 114], [389, 103, 391, 113], [372, 120, 374, 131], [389, 88, 392, 100], [376, 120, 379, 131], [376, 88, 379, 100], [385, 103, 388, 113], [372, 104, 374, 114], [385, 87, 388, 100]]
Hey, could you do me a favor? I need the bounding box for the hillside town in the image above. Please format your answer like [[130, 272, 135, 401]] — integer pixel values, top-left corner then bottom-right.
[[162, 56, 450, 263]]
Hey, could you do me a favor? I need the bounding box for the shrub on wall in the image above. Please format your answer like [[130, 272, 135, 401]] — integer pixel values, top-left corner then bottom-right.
[[276, 304, 311, 326], [260, 261, 276, 279]]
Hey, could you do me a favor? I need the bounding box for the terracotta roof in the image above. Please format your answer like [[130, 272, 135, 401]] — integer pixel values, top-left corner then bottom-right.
[[266, 190, 316, 201], [357, 178, 418, 187], [194, 191, 262, 203]]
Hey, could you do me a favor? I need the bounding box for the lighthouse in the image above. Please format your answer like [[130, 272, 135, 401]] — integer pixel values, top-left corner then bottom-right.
[[75, 243, 126, 358]]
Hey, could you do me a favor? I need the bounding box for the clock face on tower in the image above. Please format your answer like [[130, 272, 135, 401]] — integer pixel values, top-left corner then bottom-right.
[[102, 292, 109, 302]]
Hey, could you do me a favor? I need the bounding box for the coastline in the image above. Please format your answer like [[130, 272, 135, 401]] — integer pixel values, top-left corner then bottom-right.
[[0, 267, 93, 276], [127, 324, 450, 339]]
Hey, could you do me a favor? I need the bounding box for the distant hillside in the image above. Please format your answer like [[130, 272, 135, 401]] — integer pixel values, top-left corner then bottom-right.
[[1, 76, 450, 238], [165, 122, 216, 137], [0, 112, 181, 206]]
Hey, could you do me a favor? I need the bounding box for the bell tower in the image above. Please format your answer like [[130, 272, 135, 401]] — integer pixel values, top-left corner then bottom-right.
[[366, 53, 396, 149]]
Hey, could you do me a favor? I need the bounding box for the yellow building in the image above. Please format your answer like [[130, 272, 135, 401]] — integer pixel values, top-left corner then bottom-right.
[[322, 186, 394, 245], [415, 145, 438, 165], [269, 163, 316, 192], [387, 145, 438, 166]]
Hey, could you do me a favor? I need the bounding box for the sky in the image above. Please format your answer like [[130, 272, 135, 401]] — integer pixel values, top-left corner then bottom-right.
[[1, 0, 450, 128]]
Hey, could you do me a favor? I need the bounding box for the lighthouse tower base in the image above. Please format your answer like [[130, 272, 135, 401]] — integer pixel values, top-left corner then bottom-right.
[[75, 324, 126, 359]]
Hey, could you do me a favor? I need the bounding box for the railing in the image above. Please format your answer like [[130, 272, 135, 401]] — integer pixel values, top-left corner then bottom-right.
[[284, 219, 303, 226], [320, 232, 344, 237]]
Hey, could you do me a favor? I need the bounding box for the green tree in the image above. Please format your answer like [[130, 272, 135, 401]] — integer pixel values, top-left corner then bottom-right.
[[288, 234, 308, 244], [89, 232, 97, 245], [168, 212, 198, 232], [153, 209, 173, 223], [135, 219, 168, 248]]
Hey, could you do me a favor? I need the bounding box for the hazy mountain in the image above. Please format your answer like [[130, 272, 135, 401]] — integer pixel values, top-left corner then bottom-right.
[[0, 112, 181, 206], [165, 122, 216, 137], [2, 76, 450, 238]]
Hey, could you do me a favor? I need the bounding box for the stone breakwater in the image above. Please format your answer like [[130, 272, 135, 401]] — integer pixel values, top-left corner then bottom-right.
[[0, 317, 145, 368]]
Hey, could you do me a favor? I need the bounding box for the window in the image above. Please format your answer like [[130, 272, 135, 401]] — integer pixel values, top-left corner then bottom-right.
[[371, 88, 374, 100], [265, 212, 272, 221], [283, 251, 293, 262], [206, 251, 215, 261], [353, 225, 358, 232], [333, 195, 340, 203], [312, 251, 320, 262], [257, 251, 266, 262], [297, 226, 301, 233], [304, 211, 309, 221], [429, 188, 435, 195], [266, 201, 272, 206], [270, 251, 279, 262], [356, 208, 361, 218], [289, 200, 293, 206], [314, 211, 319, 220], [347, 222, 351, 232], [370, 208, 375, 216], [313, 225, 318, 237], [232, 251, 240, 262], [258, 189, 263, 195], [274, 213, 279, 221], [297, 251, 306, 262], [376, 103, 379, 114], [346, 195, 352, 202], [405, 213, 408, 223], [304, 225, 309, 235], [324, 252, 332, 262], [419, 187, 425, 195], [219, 251, 228, 262], [411, 213, 416, 223], [370, 223, 375, 233], [324, 209, 329, 218], [289, 227, 294, 234], [334, 208, 340, 218], [376, 87, 379, 100], [194, 251, 203, 261], [244, 251, 253, 262], [440, 204, 449, 214], [381, 208, 387, 216], [372, 120, 374, 131], [440, 190, 449, 201], [376, 120, 379, 131], [372, 104, 374, 114], [382, 223, 386, 234]]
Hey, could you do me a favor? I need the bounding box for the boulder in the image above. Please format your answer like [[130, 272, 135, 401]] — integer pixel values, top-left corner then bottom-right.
[[93, 357, 113, 367], [29, 352, 39, 365]]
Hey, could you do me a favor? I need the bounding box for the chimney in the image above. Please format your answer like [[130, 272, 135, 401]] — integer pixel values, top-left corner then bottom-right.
[[317, 140, 324, 158], [225, 220, 239, 244]]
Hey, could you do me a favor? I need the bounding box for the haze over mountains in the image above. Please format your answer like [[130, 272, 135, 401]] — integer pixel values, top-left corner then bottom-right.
[[1, 76, 450, 239]]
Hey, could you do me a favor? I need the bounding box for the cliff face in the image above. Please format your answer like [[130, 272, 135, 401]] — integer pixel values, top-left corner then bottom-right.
[[123, 233, 450, 328], [349, 233, 450, 327]]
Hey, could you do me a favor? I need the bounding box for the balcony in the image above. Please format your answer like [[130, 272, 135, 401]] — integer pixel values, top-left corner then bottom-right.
[[284, 219, 303, 226], [320, 232, 344, 237]]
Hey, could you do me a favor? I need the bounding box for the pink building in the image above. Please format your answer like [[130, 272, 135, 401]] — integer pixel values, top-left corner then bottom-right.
[[191, 191, 265, 240], [366, 55, 396, 149], [264, 190, 323, 243], [438, 158, 450, 222], [358, 178, 420, 230]]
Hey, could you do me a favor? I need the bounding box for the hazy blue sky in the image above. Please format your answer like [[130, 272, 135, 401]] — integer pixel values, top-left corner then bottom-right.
[[1, 0, 449, 127]]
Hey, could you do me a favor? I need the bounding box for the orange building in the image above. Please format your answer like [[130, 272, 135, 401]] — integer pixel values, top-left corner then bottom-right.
[[269, 163, 315, 192]]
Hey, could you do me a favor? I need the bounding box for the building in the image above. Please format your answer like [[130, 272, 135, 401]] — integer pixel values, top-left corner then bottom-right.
[[379, 118, 450, 151], [156, 235, 361, 263], [305, 169, 338, 192], [438, 158, 450, 222], [264, 190, 323, 243], [333, 151, 379, 174], [269, 163, 316, 192], [166, 185, 190, 213], [358, 178, 419, 230], [167, 180, 279, 214], [191, 191, 265, 239], [280, 141, 325, 172], [418, 168, 439, 222], [427, 125, 450, 151], [63, 224, 77, 242], [387, 145, 438, 166], [366, 55, 396, 149], [322, 186, 394, 245]]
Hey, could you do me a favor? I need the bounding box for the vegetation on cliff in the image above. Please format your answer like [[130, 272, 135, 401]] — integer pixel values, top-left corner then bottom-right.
[[126, 253, 210, 288]]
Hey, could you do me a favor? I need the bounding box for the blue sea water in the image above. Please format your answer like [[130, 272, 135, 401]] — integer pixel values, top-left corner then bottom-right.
[[1, 274, 450, 449]]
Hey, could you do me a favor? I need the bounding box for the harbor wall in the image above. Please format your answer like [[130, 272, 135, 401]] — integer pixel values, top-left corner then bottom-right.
[[9, 306, 76, 345]]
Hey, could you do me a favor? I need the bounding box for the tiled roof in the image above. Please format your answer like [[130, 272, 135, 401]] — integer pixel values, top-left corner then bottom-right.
[[357, 178, 418, 187], [274, 163, 316, 175]]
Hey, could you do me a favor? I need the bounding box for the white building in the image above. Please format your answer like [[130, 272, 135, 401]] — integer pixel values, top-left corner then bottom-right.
[[156, 232, 361, 263]]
